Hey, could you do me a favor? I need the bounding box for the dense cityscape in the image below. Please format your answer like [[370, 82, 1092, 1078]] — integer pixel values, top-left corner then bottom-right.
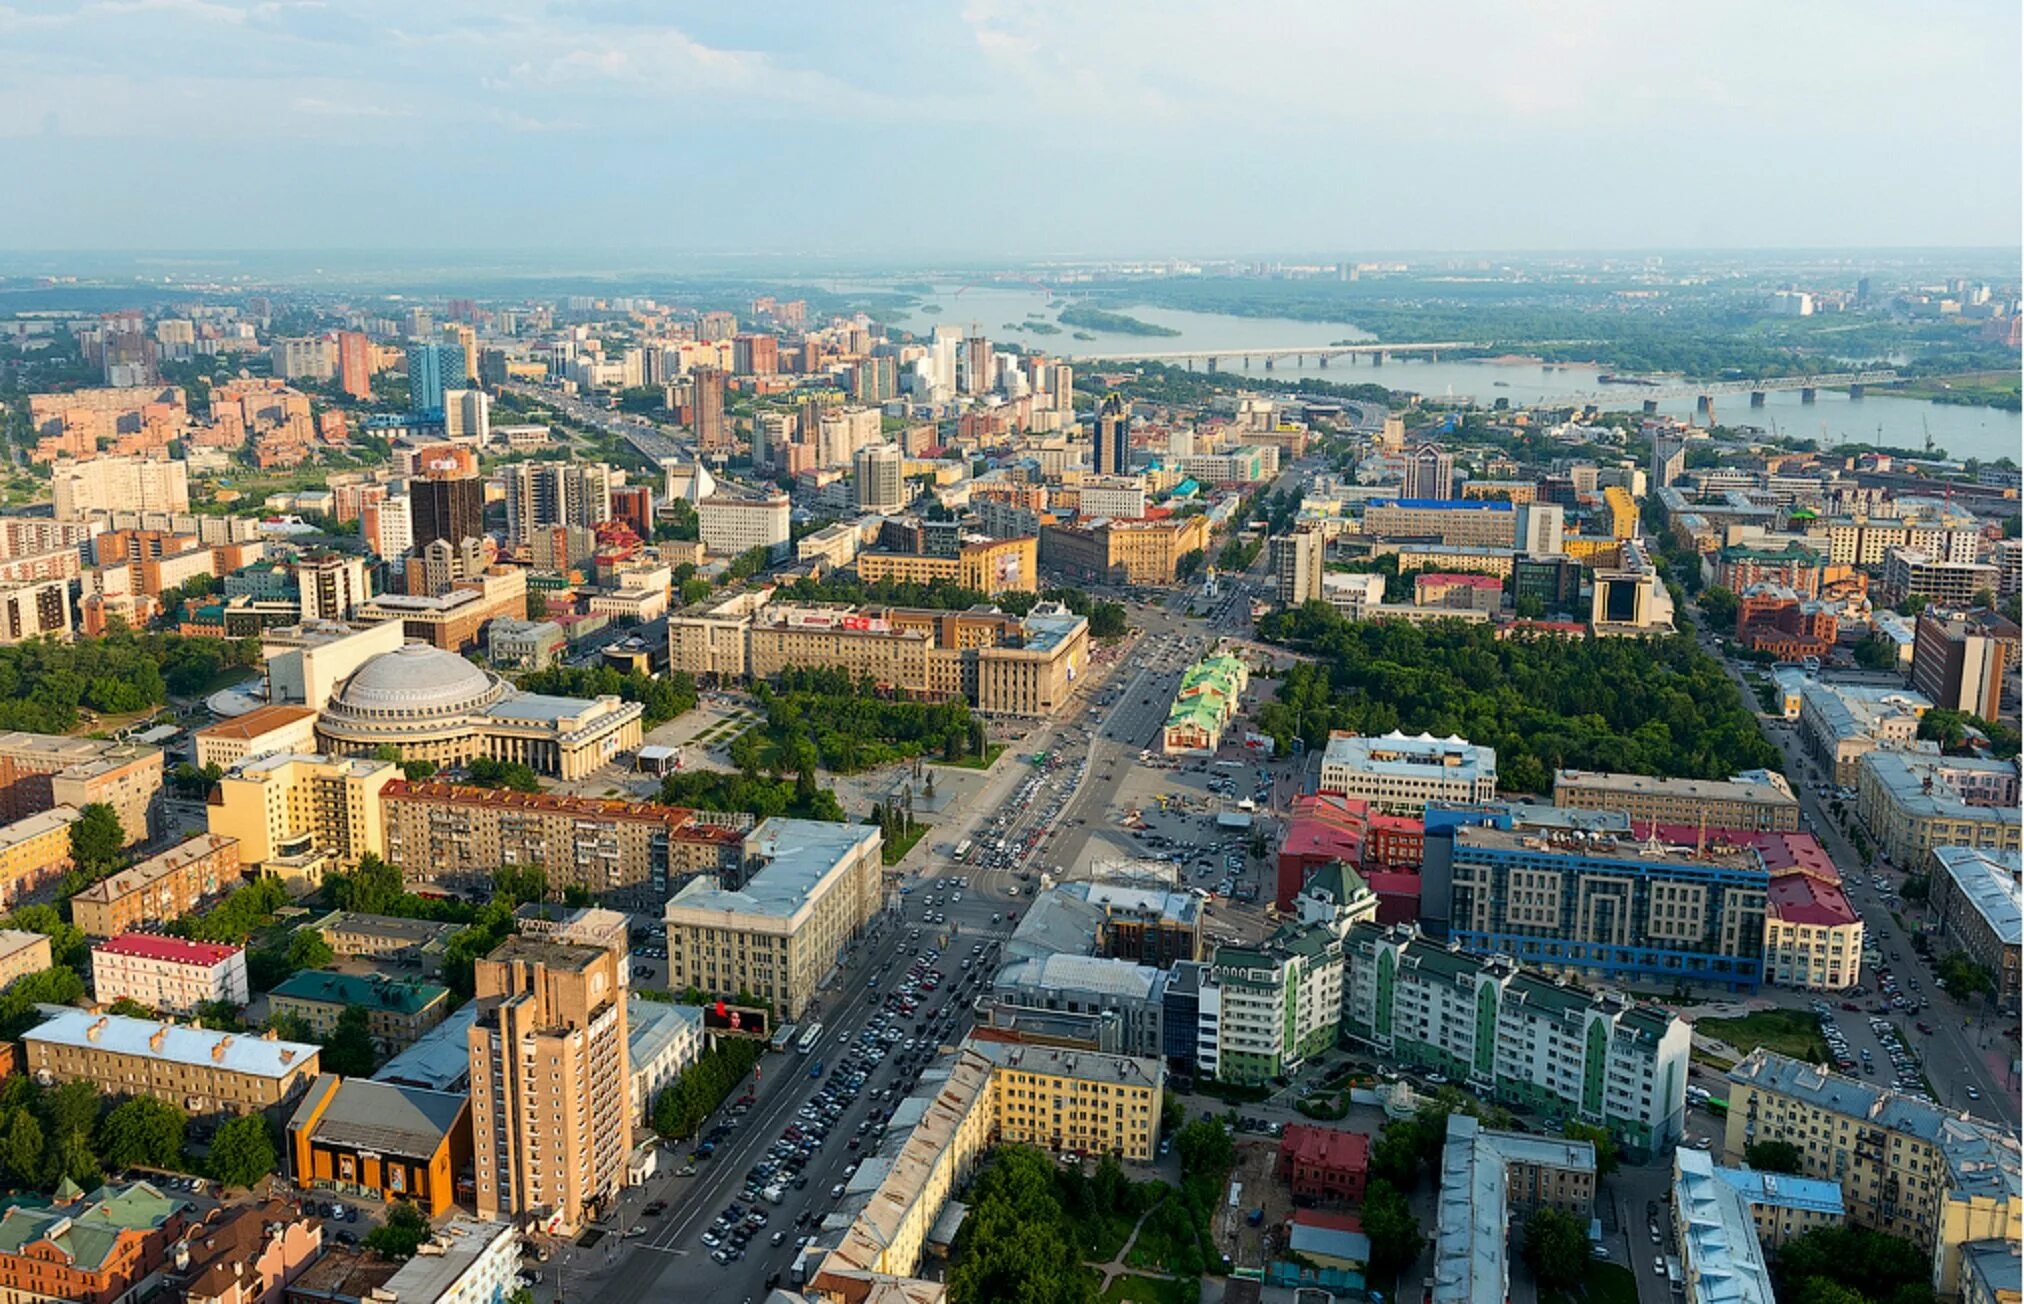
[[0, 9, 2018, 1304]]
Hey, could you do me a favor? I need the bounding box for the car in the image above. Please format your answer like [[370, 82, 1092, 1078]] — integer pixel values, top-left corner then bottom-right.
[[702, 1231, 722, 1247], [1650, 1225, 1661, 1243], [831, 1183, 846, 1199], [1655, 1257, 1668, 1276]]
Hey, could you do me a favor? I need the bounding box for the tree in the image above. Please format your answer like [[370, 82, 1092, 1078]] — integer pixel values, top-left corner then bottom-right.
[[1698, 585, 1740, 629], [1362, 1178, 1425, 1278], [365, 1199, 432, 1260], [1524, 1207, 1590, 1291], [208, 1115, 277, 1189], [1088, 602, 1128, 639], [68, 803, 127, 881], [97, 1096, 187, 1172], [1173, 1118, 1234, 1182], [1564, 1121, 1619, 1176], [321, 1006, 379, 1078], [1937, 951, 1995, 1001], [1160, 1088, 1183, 1134], [466, 756, 540, 792], [1854, 636, 1900, 671], [1743, 1140, 1804, 1174], [285, 929, 334, 971], [2, 1111, 41, 1188]]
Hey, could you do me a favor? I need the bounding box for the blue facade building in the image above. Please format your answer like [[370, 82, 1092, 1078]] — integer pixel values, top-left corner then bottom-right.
[[405, 341, 466, 417]]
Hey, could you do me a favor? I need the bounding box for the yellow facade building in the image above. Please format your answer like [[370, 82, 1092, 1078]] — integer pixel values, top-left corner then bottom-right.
[[1725, 1050, 2020, 1297], [207, 753, 395, 886], [854, 535, 1038, 596]]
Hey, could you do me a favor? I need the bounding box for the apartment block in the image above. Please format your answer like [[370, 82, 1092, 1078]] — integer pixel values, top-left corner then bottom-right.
[[1882, 549, 2000, 610], [987, 954, 1169, 1059], [0, 730, 164, 846], [308, 910, 460, 973], [1709, 1161, 1848, 1251], [1198, 924, 1343, 1085], [1912, 608, 2019, 721], [1552, 768, 1800, 833], [50, 455, 190, 518], [23, 1008, 321, 1120], [1855, 752, 2021, 866], [353, 569, 528, 655], [854, 534, 1038, 596], [381, 782, 746, 902], [269, 969, 454, 1056], [1673, 1147, 1776, 1304], [68, 833, 241, 937], [90, 934, 249, 1012], [0, 928, 51, 989], [467, 938, 630, 1235], [809, 1035, 1161, 1298], [0, 806, 80, 906], [207, 753, 396, 884], [0, 578, 73, 643], [1927, 848, 2020, 1014], [1319, 731, 1499, 815], [1342, 924, 1691, 1158], [1431, 1116, 1599, 1304], [664, 820, 883, 1021], [1724, 1050, 2020, 1296], [1797, 682, 1933, 788]]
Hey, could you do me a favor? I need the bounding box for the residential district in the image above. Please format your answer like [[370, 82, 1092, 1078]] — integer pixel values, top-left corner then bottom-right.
[[0, 282, 2014, 1304]]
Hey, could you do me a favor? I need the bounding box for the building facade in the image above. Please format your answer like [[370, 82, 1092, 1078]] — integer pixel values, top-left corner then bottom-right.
[[23, 1009, 321, 1120], [1319, 731, 1499, 815], [90, 934, 248, 1013], [1927, 848, 2020, 1014], [1552, 769, 1800, 833], [68, 833, 241, 937]]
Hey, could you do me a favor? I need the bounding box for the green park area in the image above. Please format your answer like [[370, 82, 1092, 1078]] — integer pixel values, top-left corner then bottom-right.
[[1694, 1009, 1830, 1064]]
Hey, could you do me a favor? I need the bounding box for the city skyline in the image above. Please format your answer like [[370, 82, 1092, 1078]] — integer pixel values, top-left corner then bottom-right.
[[0, 1, 2017, 254]]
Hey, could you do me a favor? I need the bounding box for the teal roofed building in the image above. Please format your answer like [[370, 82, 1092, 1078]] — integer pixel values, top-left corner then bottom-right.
[[1160, 652, 1250, 755], [268, 968, 455, 1058]]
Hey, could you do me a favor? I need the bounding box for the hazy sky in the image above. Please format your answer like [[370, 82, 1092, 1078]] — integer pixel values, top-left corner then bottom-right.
[[2, 0, 2018, 256]]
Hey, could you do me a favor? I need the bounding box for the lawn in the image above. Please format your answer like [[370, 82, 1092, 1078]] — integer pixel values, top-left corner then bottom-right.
[[880, 821, 931, 866], [1694, 1009, 1829, 1064], [936, 744, 1007, 771], [1100, 1274, 1196, 1304], [1542, 1262, 1641, 1304]]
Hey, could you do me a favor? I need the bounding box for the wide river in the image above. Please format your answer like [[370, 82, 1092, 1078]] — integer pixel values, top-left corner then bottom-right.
[[858, 281, 2020, 465]]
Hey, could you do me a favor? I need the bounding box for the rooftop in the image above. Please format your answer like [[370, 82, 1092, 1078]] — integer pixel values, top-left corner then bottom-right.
[[1929, 848, 2021, 946], [371, 1002, 479, 1092], [1711, 1164, 1846, 1218], [0, 1180, 184, 1273], [191, 703, 318, 742], [1371, 498, 1513, 512], [382, 781, 746, 839], [372, 1219, 517, 1302], [92, 933, 241, 968], [69, 834, 239, 912], [667, 819, 881, 922], [994, 953, 1164, 1002], [269, 969, 450, 1015], [1453, 823, 1765, 875], [1324, 731, 1497, 781], [289, 1074, 466, 1159], [1675, 1148, 1775, 1304], [0, 805, 80, 850], [963, 1030, 1164, 1090], [1766, 872, 1859, 928], [1727, 1050, 2021, 1204], [1554, 768, 1797, 805], [1858, 751, 2022, 824], [25, 1009, 318, 1077], [1280, 1123, 1371, 1173]]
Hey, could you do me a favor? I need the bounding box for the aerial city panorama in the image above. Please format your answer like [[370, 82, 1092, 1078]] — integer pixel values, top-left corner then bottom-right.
[[0, 5, 2016, 1304]]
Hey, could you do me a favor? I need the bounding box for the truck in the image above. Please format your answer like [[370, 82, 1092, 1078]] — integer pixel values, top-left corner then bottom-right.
[[762, 1185, 787, 1205]]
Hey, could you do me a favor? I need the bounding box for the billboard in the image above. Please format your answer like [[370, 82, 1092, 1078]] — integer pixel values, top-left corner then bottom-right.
[[703, 1001, 771, 1040]]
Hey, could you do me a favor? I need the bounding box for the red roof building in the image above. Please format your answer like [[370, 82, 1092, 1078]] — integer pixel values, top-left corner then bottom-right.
[[1366, 814, 1425, 870], [1362, 870, 1425, 926], [93, 934, 242, 968], [1278, 1124, 1371, 1206], [1276, 794, 1369, 910]]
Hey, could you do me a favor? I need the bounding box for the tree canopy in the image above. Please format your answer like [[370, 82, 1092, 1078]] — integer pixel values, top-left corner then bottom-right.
[[208, 1115, 278, 1189], [1252, 609, 1781, 793]]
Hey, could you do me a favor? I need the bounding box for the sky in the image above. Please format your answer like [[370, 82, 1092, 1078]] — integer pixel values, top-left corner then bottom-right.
[[0, 0, 2018, 257]]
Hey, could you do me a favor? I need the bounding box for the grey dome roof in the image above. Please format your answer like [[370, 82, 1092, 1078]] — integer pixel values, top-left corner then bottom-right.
[[332, 644, 506, 715]]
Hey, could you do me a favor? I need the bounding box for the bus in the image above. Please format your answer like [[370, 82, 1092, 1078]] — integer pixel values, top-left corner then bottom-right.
[[770, 1024, 797, 1054], [954, 839, 973, 863], [1705, 1097, 1729, 1118], [797, 1022, 824, 1055]]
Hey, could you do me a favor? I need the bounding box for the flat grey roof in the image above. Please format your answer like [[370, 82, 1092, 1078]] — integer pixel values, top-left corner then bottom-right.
[[668, 819, 879, 921]]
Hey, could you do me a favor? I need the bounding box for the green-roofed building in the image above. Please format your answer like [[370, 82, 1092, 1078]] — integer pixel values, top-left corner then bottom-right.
[[268, 968, 455, 1057], [1200, 922, 1343, 1085], [1161, 653, 1250, 755], [1340, 923, 1691, 1161], [0, 1180, 188, 1303]]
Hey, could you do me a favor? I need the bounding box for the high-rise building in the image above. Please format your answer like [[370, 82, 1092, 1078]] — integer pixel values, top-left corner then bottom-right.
[[409, 463, 485, 550], [337, 332, 373, 401], [405, 343, 466, 416], [467, 937, 630, 1234], [441, 323, 478, 382], [1094, 393, 1131, 477], [1403, 443, 1455, 500], [731, 334, 779, 376], [296, 553, 370, 622], [501, 462, 614, 545], [1271, 527, 1326, 606], [853, 442, 906, 513], [691, 366, 728, 450], [960, 331, 992, 396], [443, 388, 492, 444], [362, 495, 413, 559], [51, 456, 190, 518], [1651, 435, 1688, 490]]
